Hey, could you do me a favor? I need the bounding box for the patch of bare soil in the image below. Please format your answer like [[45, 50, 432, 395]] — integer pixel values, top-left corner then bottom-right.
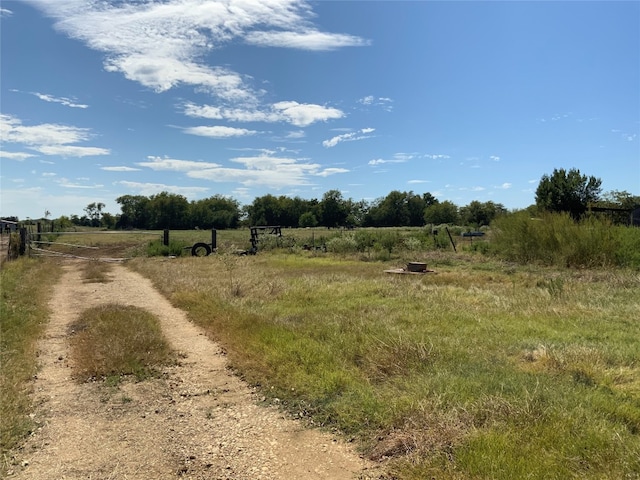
[[7, 261, 385, 479]]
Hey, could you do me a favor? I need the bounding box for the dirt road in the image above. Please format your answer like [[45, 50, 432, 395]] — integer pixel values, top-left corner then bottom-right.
[[8, 262, 383, 479]]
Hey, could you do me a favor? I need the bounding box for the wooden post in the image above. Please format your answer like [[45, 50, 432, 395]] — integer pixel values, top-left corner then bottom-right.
[[445, 227, 457, 253], [37, 222, 42, 244], [163, 229, 169, 246], [211, 228, 217, 250], [19, 227, 27, 256]]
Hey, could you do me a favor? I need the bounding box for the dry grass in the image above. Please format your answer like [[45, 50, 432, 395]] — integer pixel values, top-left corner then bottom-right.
[[80, 261, 113, 283], [128, 252, 640, 479], [68, 304, 174, 382], [0, 258, 61, 471]]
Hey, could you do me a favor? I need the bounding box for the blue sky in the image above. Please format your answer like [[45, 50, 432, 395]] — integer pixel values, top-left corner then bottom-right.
[[1, 0, 638, 220]]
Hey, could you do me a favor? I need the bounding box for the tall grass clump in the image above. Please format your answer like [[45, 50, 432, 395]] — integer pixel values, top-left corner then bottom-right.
[[491, 211, 638, 267], [69, 304, 174, 381], [145, 238, 188, 257], [0, 258, 61, 464]]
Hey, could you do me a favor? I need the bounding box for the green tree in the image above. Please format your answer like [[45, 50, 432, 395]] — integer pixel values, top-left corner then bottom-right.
[[116, 195, 150, 229], [298, 211, 318, 228], [147, 192, 189, 229], [460, 200, 507, 227], [424, 200, 459, 225], [535, 168, 602, 219], [190, 195, 240, 229], [84, 202, 105, 227], [320, 190, 349, 228]]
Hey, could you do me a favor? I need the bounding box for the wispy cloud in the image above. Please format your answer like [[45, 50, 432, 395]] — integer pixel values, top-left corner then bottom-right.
[[117, 181, 208, 198], [0, 113, 110, 157], [611, 129, 637, 142], [0, 8, 12, 18], [29, 0, 368, 105], [490, 155, 501, 162], [358, 95, 393, 111], [183, 101, 344, 128], [31, 91, 89, 109], [56, 178, 104, 189], [100, 166, 141, 172], [183, 125, 258, 139], [33, 145, 110, 157], [539, 112, 572, 123], [322, 127, 375, 148], [245, 30, 369, 51], [368, 152, 412, 166], [136, 152, 347, 189], [0, 151, 37, 161]]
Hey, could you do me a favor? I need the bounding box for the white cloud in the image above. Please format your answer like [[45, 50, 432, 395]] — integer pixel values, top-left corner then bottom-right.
[[272, 101, 343, 127], [0, 8, 12, 17], [183, 125, 258, 138], [0, 113, 110, 157], [32, 92, 89, 109], [245, 30, 369, 50], [182, 101, 344, 127], [490, 155, 501, 162], [408, 179, 430, 184], [316, 167, 349, 177], [33, 145, 110, 157], [137, 156, 221, 171], [498, 183, 512, 189], [29, 0, 368, 103], [368, 152, 410, 166], [322, 127, 375, 148], [285, 130, 306, 139], [425, 154, 451, 160], [56, 178, 104, 189], [134, 152, 346, 189], [0, 151, 37, 160], [100, 166, 141, 172], [358, 96, 393, 111], [116, 181, 208, 198]]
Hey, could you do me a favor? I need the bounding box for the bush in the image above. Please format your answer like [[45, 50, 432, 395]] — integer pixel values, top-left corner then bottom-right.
[[491, 212, 640, 268], [326, 234, 358, 254], [146, 239, 188, 257]]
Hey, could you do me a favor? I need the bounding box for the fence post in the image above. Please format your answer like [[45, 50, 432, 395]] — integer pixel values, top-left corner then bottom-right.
[[37, 222, 42, 244], [163, 229, 169, 246], [19, 228, 27, 256], [211, 228, 217, 250]]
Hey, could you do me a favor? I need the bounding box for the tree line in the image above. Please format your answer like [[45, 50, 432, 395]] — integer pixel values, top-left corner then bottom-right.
[[10, 168, 638, 230]]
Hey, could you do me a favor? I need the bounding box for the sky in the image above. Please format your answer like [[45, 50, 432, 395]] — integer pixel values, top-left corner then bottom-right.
[[1, 0, 639, 220]]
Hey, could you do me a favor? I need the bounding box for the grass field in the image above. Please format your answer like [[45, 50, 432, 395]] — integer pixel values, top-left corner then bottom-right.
[[4, 224, 639, 478], [129, 250, 640, 479]]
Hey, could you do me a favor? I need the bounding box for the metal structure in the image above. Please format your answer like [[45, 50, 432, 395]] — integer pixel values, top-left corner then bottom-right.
[[248, 226, 282, 254]]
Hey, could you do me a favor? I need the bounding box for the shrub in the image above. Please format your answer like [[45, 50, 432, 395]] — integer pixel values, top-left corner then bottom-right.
[[146, 239, 188, 257], [326, 234, 358, 254], [491, 212, 640, 268]]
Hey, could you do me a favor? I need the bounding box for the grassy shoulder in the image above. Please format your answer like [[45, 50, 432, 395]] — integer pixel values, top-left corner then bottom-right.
[[0, 258, 62, 461], [129, 252, 640, 479]]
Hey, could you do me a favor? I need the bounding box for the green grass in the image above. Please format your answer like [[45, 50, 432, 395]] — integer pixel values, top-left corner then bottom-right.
[[0, 258, 61, 466], [129, 252, 640, 479]]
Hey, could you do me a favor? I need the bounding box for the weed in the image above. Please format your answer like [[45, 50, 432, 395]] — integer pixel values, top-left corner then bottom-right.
[[68, 304, 174, 381]]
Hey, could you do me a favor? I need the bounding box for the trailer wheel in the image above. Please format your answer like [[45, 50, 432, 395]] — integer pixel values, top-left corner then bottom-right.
[[191, 242, 212, 256]]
